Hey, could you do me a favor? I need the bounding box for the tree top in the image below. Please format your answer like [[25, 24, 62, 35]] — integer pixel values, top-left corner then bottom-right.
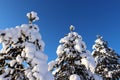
[[70, 25, 75, 32], [26, 11, 39, 24], [96, 35, 103, 39]]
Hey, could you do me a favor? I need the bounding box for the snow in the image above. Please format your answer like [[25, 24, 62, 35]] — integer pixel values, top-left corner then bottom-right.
[[58, 31, 87, 54], [92, 36, 120, 79], [26, 11, 39, 22], [74, 39, 86, 53], [21, 51, 26, 57], [50, 26, 104, 80], [0, 74, 10, 80], [0, 12, 112, 80], [68, 32, 73, 38], [24, 69, 31, 76], [45, 72, 54, 80], [38, 40, 45, 51], [81, 41, 86, 50], [32, 65, 41, 72], [35, 51, 48, 61], [70, 25, 75, 31], [69, 74, 80, 80], [93, 74, 103, 80], [33, 72, 44, 80], [31, 58, 48, 75], [4, 29, 13, 38], [26, 52, 34, 59], [75, 38, 81, 44], [0, 11, 54, 80], [74, 60, 81, 65], [74, 44, 83, 53], [21, 24, 29, 32], [24, 43, 36, 59], [5, 68, 10, 74], [59, 36, 69, 44], [10, 69, 14, 74], [48, 60, 57, 71], [52, 67, 61, 75], [56, 45, 64, 57], [107, 71, 112, 78], [81, 52, 96, 73], [95, 38, 104, 45], [27, 71, 33, 79], [64, 48, 70, 54], [9, 60, 17, 67], [72, 32, 79, 37], [16, 55, 23, 64], [100, 48, 107, 53]]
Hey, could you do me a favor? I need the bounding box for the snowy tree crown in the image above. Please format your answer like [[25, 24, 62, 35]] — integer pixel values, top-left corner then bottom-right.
[[57, 26, 87, 58], [27, 11, 39, 24], [0, 11, 54, 80]]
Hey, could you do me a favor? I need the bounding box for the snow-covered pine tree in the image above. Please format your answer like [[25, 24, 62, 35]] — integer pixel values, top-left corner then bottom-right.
[[0, 11, 54, 80], [48, 25, 96, 80], [92, 35, 120, 80]]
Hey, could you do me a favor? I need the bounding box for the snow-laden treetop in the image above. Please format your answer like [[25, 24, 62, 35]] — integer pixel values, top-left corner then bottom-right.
[[57, 26, 86, 57], [0, 11, 54, 80], [70, 25, 75, 31], [48, 25, 102, 80], [92, 35, 108, 53], [27, 11, 39, 24], [92, 35, 120, 79]]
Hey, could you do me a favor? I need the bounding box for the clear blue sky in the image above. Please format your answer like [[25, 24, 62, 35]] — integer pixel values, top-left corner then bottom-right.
[[0, 0, 120, 61]]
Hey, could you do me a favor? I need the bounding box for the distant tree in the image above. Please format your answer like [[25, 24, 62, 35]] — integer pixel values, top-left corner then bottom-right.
[[92, 35, 120, 80], [48, 25, 96, 80], [0, 11, 54, 80]]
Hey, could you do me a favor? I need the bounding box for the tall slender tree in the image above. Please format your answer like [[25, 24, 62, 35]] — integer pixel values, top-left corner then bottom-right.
[[0, 11, 54, 80], [48, 25, 95, 80], [92, 35, 120, 80]]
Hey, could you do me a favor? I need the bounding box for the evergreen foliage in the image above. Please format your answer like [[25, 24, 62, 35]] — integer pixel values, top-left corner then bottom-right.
[[92, 35, 120, 80]]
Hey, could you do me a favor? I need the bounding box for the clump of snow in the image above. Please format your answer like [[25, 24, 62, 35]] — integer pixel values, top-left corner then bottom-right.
[[74, 38, 86, 53], [16, 55, 23, 64], [70, 74, 80, 80], [70, 25, 75, 31], [74, 60, 81, 65], [81, 51, 96, 73], [56, 45, 64, 57], [59, 36, 69, 44], [26, 11, 39, 22], [52, 67, 61, 76], [9, 60, 17, 67], [48, 60, 57, 71], [95, 38, 104, 45], [107, 71, 112, 78]]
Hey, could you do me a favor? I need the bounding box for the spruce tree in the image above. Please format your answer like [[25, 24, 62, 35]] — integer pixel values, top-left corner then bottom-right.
[[92, 35, 120, 80], [0, 11, 54, 80], [48, 25, 95, 80]]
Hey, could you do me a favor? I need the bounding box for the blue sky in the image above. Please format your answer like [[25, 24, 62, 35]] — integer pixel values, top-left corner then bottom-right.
[[0, 0, 120, 61]]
